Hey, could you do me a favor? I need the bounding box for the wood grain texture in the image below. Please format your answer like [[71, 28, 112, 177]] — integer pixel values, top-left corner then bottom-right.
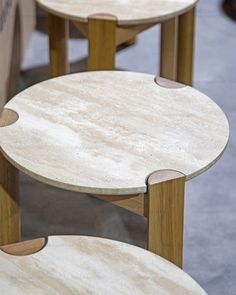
[[92, 193, 145, 216], [116, 27, 137, 47], [0, 235, 207, 294], [0, 72, 229, 195], [177, 8, 195, 86], [0, 152, 20, 246], [73, 21, 88, 37], [88, 14, 117, 71], [160, 17, 178, 81], [147, 170, 185, 267], [0, 107, 20, 246], [74, 21, 151, 47], [37, 0, 198, 26], [48, 13, 69, 77], [116, 23, 152, 46], [1, 238, 47, 256]]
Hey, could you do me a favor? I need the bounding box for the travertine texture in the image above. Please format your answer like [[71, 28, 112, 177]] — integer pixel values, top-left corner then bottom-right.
[[0, 72, 229, 195], [37, 0, 198, 25], [0, 235, 207, 295]]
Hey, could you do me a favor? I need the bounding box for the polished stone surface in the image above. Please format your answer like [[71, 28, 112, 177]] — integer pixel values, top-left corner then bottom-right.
[[0, 72, 228, 194], [0, 235, 207, 295], [37, 0, 198, 25]]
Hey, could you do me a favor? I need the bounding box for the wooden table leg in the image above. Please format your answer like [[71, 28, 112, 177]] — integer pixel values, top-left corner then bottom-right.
[[48, 13, 69, 78], [160, 17, 178, 81], [0, 153, 20, 246], [177, 8, 195, 86], [88, 14, 117, 71], [147, 170, 185, 268]]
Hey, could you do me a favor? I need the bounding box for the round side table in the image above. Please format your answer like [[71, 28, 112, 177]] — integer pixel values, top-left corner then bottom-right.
[[0, 235, 207, 294], [0, 71, 229, 267], [37, 0, 198, 85]]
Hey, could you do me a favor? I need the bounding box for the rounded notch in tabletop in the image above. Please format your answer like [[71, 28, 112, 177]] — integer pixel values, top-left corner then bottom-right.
[[0, 108, 19, 127], [0, 237, 48, 256], [155, 77, 186, 89], [146, 169, 186, 186]]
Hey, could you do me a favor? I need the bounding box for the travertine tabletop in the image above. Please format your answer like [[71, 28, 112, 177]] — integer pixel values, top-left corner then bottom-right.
[[0, 72, 229, 195], [0, 235, 207, 295], [37, 0, 198, 25]]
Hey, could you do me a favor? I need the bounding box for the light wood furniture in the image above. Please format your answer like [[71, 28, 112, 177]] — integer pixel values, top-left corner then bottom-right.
[[0, 235, 207, 294], [0, 109, 20, 246], [37, 0, 198, 85], [0, 71, 229, 267]]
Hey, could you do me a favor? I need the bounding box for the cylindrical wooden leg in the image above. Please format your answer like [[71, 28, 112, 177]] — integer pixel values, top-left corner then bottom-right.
[[177, 8, 195, 86], [147, 170, 185, 268], [0, 152, 20, 246], [88, 14, 117, 71], [160, 17, 178, 81], [48, 13, 69, 78]]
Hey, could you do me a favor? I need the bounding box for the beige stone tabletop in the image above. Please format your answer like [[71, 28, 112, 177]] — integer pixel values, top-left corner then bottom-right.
[[37, 0, 198, 26], [0, 235, 207, 295], [0, 72, 229, 195]]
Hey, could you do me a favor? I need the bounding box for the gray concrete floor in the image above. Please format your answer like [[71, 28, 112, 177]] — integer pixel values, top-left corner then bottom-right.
[[18, 0, 236, 294]]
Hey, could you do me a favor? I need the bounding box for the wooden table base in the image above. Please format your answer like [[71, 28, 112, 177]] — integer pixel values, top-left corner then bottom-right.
[[88, 14, 117, 71], [147, 170, 185, 268], [160, 17, 178, 81], [0, 152, 20, 246], [177, 8, 195, 86], [48, 9, 195, 84], [160, 8, 195, 86], [0, 109, 20, 246], [48, 13, 69, 78], [92, 169, 186, 268]]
